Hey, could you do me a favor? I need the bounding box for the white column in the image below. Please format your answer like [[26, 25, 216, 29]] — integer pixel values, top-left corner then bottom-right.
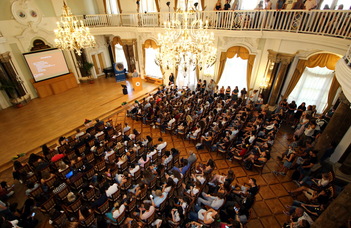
[[330, 126, 351, 163]]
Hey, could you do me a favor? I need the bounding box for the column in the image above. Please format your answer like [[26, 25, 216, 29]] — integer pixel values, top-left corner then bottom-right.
[[315, 92, 351, 163], [312, 183, 351, 228], [268, 53, 294, 106], [261, 50, 278, 103]]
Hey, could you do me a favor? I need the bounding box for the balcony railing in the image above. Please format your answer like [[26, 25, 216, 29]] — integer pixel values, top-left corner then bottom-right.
[[78, 10, 351, 39]]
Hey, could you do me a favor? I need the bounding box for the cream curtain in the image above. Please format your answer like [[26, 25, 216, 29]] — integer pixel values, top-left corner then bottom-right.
[[218, 46, 255, 89], [282, 60, 307, 100], [283, 53, 340, 100], [111, 36, 124, 62], [323, 76, 340, 113], [247, 55, 256, 91], [216, 52, 227, 84]]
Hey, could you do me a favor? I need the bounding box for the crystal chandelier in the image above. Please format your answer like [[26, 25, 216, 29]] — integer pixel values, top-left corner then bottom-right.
[[54, 0, 96, 55], [156, 11, 217, 70]]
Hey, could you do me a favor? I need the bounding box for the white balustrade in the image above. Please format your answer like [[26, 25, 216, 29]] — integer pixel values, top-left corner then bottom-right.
[[79, 10, 351, 39]]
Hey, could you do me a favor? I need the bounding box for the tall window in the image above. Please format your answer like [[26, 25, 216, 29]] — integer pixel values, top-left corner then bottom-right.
[[115, 44, 128, 71], [139, 0, 157, 13], [105, 0, 119, 14], [177, 0, 202, 10], [288, 66, 334, 113], [218, 55, 248, 91], [240, 0, 260, 10], [145, 48, 162, 78], [176, 57, 197, 90]]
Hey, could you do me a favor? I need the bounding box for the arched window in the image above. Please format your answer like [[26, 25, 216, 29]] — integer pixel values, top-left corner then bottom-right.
[[145, 48, 162, 78], [218, 55, 248, 91], [288, 66, 334, 113], [115, 44, 128, 71], [105, 0, 120, 14], [176, 55, 197, 90], [139, 0, 157, 13]]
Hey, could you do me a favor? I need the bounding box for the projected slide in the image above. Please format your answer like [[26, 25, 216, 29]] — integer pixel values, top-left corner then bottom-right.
[[24, 49, 69, 82]]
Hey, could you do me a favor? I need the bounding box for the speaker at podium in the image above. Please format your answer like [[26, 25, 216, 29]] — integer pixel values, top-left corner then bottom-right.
[[132, 77, 143, 91]]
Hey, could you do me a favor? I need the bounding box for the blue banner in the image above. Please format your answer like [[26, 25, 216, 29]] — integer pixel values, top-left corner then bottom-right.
[[113, 63, 126, 82]]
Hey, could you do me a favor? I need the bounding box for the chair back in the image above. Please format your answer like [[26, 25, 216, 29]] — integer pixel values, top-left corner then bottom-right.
[[97, 133, 106, 142], [94, 160, 106, 172], [67, 196, 82, 213], [149, 177, 157, 190], [87, 138, 96, 147], [44, 175, 57, 190], [77, 144, 87, 156], [70, 173, 84, 190], [116, 209, 126, 225], [95, 146, 105, 157], [127, 197, 137, 212], [109, 188, 121, 202], [84, 168, 95, 181], [84, 187, 97, 202], [85, 152, 95, 164], [136, 186, 147, 202], [121, 178, 132, 191], [106, 152, 117, 164], [39, 197, 56, 214], [52, 212, 68, 228], [95, 199, 110, 214], [143, 159, 151, 170], [56, 184, 70, 201], [29, 185, 43, 199], [132, 168, 141, 182], [80, 213, 96, 227], [119, 161, 129, 173], [144, 209, 155, 225]]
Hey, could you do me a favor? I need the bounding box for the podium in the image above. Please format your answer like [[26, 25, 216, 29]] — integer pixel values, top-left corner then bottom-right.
[[132, 77, 143, 91]]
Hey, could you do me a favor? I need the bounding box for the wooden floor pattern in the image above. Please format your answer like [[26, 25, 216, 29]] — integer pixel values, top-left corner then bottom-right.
[[0, 77, 158, 169], [0, 80, 304, 228]]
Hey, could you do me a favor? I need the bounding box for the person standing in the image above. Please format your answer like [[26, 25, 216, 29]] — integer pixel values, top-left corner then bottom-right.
[[132, 69, 139, 78], [169, 73, 174, 85]]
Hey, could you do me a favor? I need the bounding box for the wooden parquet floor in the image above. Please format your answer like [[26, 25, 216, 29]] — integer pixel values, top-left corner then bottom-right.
[[0, 79, 303, 228]]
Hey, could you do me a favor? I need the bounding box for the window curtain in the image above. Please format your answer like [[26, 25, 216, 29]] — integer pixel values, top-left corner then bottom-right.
[[201, 0, 206, 10], [216, 46, 255, 89], [282, 60, 307, 100], [143, 39, 162, 77], [288, 67, 334, 113], [155, 0, 160, 12], [216, 52, 227, 84], [282, 53, 340, 99], [174, 0, 178, 10], [324, 76, 340, 113], [111, 36, 124, 62]]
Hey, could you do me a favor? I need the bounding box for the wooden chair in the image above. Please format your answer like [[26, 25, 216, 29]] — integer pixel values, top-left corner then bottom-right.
[[65, 196, 82, 214], [73, 159, 84, 170], [97, 133, 106, 142], [52, 212, 69, 228], [87, 138, 96, 148], [132, 168, 141, 183], [84, 167, 96, 181], [95, 160, 106, 173], [126, 197, 137, 213], [77, 144, 87, 156], [140, 209, 156, 226], [138, 147, 146, 157], [85, 152, 95, 164], [143, 159, 151, 170], [120, 178, 132, 191], [39, 196, 56, 214], [129, 151, 137, 163], [108, 188, 121, 202], [65, 150, 77, 161], [106, 152, 117, 165], [149, 177, 157, 190], [95, 146, 105, 157], [79, 212, 96, 227], [118, 161, 129, 173], [136, 186, 147, 202], [26, 173, 38, 184], [94, 199, 110, 215], [56, 184, 70, 201], [106, 209, 126, 226], [44, 175, 57, 190], [173, 153, 180, 167], [29, 184, 44, 199], [69, 173, 84, 191], [58, 167, 71, 180], [83, 187, 97, 202]]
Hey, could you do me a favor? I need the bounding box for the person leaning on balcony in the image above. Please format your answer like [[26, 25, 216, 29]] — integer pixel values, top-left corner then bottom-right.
[[304, 0, 317, 10], [264, 0, 272, 10], [283, 0, 297, 10], [214, 0, 222, 10], [292, 0, 304, 9], [276, 0, 286, 10]]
